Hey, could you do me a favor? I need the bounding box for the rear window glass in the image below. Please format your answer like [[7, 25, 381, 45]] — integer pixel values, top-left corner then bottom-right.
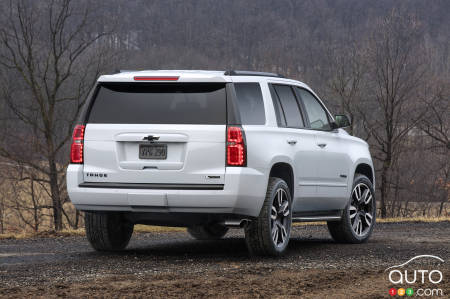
[[87, 83, 226, 124], [269, 84, 286, 127], [234, 83, 265, 125], [273, 85, 304, 128]]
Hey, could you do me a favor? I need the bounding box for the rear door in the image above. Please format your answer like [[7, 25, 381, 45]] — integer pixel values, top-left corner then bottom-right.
[[269, 84, 318, 212], [83, 82, 227, 186]]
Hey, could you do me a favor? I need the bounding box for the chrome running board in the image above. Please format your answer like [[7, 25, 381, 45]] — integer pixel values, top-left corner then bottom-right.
[[292, 216, 342, 222]]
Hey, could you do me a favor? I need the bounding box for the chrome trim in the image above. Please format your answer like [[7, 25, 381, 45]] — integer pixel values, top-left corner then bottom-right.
[[79, 182, 224, 190], [292, 216, 342, 222], [298, 182, 348, 187]]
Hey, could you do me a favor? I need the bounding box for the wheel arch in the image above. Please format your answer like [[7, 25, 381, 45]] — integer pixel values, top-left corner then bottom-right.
[[268, 162, 295, 199], [354, 163, 374, 185]]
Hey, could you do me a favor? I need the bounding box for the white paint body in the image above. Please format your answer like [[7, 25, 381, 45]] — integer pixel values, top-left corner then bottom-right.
[[67, 70, 374, 218]]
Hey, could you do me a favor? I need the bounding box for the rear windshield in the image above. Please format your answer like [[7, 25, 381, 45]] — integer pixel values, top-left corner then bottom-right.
[[87, 83, 226, 124]]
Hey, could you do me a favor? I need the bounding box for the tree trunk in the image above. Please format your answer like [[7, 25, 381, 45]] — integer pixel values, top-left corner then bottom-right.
[[30, 177, 39, 232], [48, 158, 63, 231], [394, 170, 400, 217], [74, 210, 80, 229], [0, 205, 3, 234], [439, 201, 444, 216], [380, 160, 390, 218], [403, 200, 410, 217]]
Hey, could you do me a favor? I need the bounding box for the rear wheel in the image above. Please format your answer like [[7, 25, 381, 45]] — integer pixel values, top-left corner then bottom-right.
[[85, 212, 134, 251], [245, 177, 292, 256], [187, 224, 229, 240], [327, 174, 376, 243]]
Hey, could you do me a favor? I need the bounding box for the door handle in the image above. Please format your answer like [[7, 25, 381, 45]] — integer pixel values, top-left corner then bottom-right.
[[317, 143, 327, 148], [287, 140, 297, 145]]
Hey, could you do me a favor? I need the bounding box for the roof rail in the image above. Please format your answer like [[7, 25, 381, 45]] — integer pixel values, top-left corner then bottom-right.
[[224, 70, 284, 78], [113, 70, 139, 74]]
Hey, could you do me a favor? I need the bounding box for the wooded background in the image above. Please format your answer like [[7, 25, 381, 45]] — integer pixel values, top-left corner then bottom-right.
[[0, 0, 448, 233]]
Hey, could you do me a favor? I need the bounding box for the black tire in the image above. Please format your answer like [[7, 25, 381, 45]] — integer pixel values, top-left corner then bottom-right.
[[327, 174, 376, 243], [187, 224, 229, 240], [245, 177, 292, 256], [85, 211, 134, 251]]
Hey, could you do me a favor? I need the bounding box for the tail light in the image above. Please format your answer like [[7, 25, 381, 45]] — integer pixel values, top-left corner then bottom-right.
[[227, 126, 246, 166], [134, 76, 179, 81], [70, 125, 85, 164]]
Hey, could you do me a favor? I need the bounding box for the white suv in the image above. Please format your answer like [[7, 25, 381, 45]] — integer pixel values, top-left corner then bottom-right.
[[67, 70, 376, 256]]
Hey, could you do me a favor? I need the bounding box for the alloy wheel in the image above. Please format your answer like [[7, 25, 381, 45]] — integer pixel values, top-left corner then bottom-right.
[[350, 183, 374, 236], [270, 188, 290, 247]]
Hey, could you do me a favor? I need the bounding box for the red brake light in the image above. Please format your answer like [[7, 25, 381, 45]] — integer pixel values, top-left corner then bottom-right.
[[133, 76, 179, 81], [70, 125, 85, 164], [227, 126, 246, 166]]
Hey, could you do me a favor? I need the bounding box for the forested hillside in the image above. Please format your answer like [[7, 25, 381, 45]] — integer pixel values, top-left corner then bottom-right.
[[0, 0, 448, 232]]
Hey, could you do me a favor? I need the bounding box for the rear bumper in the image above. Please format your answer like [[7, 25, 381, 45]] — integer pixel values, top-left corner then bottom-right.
[[66, 165, 268, 218]]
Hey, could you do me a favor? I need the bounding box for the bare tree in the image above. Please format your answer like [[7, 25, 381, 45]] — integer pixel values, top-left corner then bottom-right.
[[7, 171, 45, 232], [359, 10, 429, 217], [0, 173, 5, 234], [0, 0, 448, 233], [327, 42, 367, 135], [420, 81, 450, 215], [420, 83, 450, 150], [0, 0, 109, 230]]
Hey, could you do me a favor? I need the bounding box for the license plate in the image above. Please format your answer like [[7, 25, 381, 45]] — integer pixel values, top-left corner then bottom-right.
[[139, 144, 167, 159]]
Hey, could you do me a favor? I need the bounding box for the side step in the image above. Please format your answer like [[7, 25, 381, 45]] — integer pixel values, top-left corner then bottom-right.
[[292, 216, 342, 222], [292, 210, 343, 222]]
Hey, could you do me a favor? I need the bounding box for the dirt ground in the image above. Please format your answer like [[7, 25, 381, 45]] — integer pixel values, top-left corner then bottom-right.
[[1, 222, 449, 298]]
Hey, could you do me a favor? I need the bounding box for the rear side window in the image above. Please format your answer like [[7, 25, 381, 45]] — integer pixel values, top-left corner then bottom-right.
[[87, 83, 226, 124], [269, 84, 286, 126], [272, 85, 305, 128], [234, 83, 265, 125]]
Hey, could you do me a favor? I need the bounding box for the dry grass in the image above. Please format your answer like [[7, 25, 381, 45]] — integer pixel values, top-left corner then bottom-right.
[[0, 225, 185, 240], [376, 216, 450, 223], [1, 217, 449, 240], [134, 224, 186, 233], [0, 231, 30, 240], [0, 228, 85, 240]]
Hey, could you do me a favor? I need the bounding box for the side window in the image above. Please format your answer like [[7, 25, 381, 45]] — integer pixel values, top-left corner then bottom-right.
[[268, 84, 286, 127], [234, 83, 265, 125], [273, 84, 304, 128], [297, 88, 331, 131]]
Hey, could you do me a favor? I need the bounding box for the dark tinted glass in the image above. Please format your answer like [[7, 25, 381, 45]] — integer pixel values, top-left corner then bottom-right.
[[297, 88, 331, 130], [269, 84, 286, 126], [87, 83, 226, 124], [234, 83, 265, 125], [273, 85, 304, 128]]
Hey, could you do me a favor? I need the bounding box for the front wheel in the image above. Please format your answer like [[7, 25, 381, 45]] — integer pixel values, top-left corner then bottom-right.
[[245, 177, 292, 256], [327, 174, 376, 243]]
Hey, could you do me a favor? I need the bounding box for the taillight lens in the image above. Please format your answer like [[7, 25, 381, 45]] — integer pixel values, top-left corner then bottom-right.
[[70, 125, 85, 164], [227, 126, 246, 166], [133, 76, 179, 81]]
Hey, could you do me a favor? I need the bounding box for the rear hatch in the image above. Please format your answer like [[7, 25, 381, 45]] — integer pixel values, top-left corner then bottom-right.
[[83, 82, 227, 186]]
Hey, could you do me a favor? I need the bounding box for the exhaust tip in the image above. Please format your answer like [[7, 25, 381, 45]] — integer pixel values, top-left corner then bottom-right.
[[222, 219, 250, 228]]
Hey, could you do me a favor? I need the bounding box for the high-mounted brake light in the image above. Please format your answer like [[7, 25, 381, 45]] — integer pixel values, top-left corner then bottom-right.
[[133, 76, 179, 81], [227, 126, 246, 166], [70, 125, 85, 164]]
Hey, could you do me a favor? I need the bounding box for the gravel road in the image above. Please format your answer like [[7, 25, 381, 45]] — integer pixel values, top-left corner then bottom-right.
[[1, 222, 449, 298]]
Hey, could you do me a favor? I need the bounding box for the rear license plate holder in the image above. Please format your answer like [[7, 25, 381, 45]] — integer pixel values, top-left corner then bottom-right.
[[139, 144, 167, 159]]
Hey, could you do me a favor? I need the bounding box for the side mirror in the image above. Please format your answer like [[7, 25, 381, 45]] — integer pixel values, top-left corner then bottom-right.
[[334, 114, 351, 129]]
